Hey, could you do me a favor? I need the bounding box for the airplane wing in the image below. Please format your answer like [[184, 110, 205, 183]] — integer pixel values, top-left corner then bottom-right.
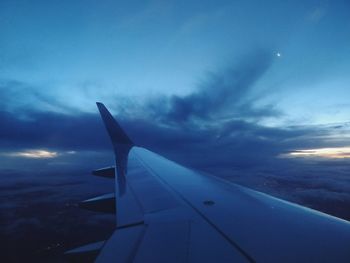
[[66, 103, 350, 263]]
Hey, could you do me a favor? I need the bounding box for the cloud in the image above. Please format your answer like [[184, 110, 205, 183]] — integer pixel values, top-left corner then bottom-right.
[[0, 79, 70, 113], [307, 3, 328, 23], [143, 50, 278, 124], [0, 50, 279, 152], [0, 50, 349, 169], [0, 109, 110, 150]]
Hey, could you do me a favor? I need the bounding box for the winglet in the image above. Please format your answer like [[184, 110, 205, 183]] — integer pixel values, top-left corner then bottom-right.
[[96, 102, 133, 147], [96, 102, 133, 196]]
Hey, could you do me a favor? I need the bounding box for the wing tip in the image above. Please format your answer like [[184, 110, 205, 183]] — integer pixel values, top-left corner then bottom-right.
[[96, 101, 107, 112], [95, 102, 134, 146]]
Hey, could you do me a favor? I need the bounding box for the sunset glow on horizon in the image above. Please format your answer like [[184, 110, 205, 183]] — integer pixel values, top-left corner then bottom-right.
[[6, 150, 59, 159], [285, 147, 350, 159]]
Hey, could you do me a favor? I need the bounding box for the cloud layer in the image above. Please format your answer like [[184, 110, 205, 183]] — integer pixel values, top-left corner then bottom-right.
[[1, 50, 350, 263]]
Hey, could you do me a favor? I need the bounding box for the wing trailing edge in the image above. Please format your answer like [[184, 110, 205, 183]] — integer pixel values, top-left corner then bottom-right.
[[79, 193, 116, 214], [65, 241, 105, 262]]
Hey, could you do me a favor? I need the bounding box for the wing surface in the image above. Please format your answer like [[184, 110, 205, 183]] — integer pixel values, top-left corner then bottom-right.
[[132, 147, 350, 263], [69, 103, 350, 263]]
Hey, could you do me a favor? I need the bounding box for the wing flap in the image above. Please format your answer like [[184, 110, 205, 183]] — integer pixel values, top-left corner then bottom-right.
[[95, 225, 145, 263], [80, 193, 115, 213], [65, 240, 105, 262], [92, 166, 115, 178]]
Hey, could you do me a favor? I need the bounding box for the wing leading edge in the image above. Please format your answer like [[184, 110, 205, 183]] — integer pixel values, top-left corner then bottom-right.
[[67, 103, 350, 263]]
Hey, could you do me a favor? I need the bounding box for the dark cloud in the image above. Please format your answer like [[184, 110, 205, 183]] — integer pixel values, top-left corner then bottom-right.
[[0, 50, 316, 162], [143, 50, 279, 124], [0, 109, 110, 150], [0, 51, 349, 193], [0, 106, 324, 170]]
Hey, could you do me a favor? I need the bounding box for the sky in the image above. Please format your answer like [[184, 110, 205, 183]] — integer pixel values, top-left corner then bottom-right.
[[1, 0, 350, 262]]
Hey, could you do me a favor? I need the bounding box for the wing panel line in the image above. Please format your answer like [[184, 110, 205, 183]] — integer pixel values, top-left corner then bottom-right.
[[133, 150, 256, 263]]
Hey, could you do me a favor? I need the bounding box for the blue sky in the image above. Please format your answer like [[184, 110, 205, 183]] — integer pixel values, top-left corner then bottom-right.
[[1, 1, 350, 261], [1, 0, 350, 124]]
